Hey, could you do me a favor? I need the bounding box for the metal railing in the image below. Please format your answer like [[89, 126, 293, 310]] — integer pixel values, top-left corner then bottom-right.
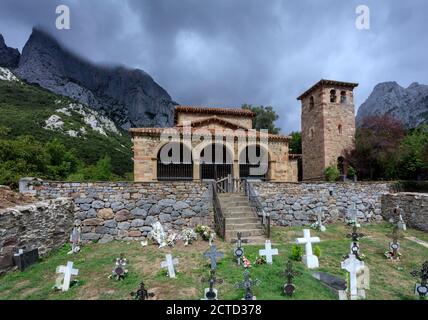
[[243, 179, 271, 239], [212, 180, 226, 240]]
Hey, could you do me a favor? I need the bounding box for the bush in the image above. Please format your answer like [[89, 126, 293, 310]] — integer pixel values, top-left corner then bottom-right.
[[347, 166, 356, 179], [324, 166, 340, 182], [313, 245, 322, 258], [290, 244, 304, 261]]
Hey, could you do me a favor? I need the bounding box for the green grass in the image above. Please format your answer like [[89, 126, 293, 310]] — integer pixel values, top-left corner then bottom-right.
[[0, 80, 133, 176], [0, 222, 427, 300]]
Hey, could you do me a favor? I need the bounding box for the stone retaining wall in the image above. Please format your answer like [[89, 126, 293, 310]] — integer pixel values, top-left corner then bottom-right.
[[381, 192, 428, 232], [253, 182, 393, 226], [0, 198, 74, 274], [32, 182, 213, 243]]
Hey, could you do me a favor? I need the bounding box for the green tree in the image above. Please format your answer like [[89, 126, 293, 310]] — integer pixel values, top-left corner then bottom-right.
[[289, 131, 302, 154], [242, 104, 281, 134], [397, 125, 428, 180]]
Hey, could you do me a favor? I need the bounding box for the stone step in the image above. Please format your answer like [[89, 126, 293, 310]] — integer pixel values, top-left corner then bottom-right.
[[226, 228, 264, 238], [223, 205, 252, 211], [221, 201, 250, 207], [229, 235, 267, 244], [226, 217, 260, 224], [227, 222, 262, 230]]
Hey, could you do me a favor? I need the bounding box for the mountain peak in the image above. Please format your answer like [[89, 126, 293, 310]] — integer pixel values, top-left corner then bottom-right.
[[0, 34, 20, 68], [14, 27, 175, 129], [357, 81, 428, 129]]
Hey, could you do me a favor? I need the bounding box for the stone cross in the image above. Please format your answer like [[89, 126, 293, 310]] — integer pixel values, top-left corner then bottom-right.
[[55, 261, 79, 292], [234, 232, 245, 265], [203, 245, 224, 270], [283, 260, 301, 296], [296, 229, 321, 269], [348, 203, 361, 227], [235, 269, 261, 300], [259, 240, 279, 265], [341, 254, 365, 300], [410, 261, 428, 300], [161, 254, 179, 278], [68, 226, 81, 255]]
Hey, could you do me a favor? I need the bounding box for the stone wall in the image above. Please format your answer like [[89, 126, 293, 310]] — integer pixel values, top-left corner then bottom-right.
[[381, 192, 428, 232], [33, 181, 213, 243], [0, 198, 74, 274], [253, 182, 392, 226]]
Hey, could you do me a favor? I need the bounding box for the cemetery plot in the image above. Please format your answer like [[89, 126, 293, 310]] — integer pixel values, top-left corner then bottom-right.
[[0, 223, 427, 300]]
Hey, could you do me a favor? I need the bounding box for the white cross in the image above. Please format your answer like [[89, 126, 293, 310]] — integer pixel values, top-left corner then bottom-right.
[[161, 254, 179, 278], [296, 229, 321, 268], [259, 240, 278, 264], [56, 261, 79, 291], [341, 254, 364, 299]]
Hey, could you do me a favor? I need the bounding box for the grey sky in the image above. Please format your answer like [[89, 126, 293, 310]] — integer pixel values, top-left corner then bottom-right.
[[1, 0, 427, 133]]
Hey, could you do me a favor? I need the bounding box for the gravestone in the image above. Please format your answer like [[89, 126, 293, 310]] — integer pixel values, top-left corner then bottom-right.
[[13, 248, 39, 271], [341, 254, 365, 300], [346, 225, 365, 261], [356, 265, 370, 292], [161, 254, 179, 278], [259, 240, 278, 265], [130, 281, 155, 300], [296, 229, 320, 269], [203, 245, 224, 270], [55, 261, 79, 292], [410, 261, 428, 300], [311, 272, 347, 300], [202, 269, 223, 300], [283, 260, 301, 297], [67, 225, 81, 255], [348, 203, 361, 227], [235, 269, 261, 300], [111, 254, 128, 281], [393, 206, 407, 231], [386, 226, 401, 260], [234, 232, 245, 266]]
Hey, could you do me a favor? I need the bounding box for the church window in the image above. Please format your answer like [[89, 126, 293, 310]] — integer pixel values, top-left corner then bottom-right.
[[309, 96, 314, 110], [340, 91, 347, 103], [330, 90, 337, 103], [338, 124, 343, 134]]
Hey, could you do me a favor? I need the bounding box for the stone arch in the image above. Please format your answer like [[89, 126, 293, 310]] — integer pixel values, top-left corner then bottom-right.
[[199, 143, 234, 180], [238, 143, 271, 180], [156, 142, 193, 181]]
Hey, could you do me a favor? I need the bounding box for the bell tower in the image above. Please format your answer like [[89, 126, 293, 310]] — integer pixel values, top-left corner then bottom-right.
[[298, 79, 358, 181]]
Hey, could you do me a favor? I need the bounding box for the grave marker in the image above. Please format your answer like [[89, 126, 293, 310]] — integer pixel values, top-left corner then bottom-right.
[[202, 269, 223, 300], [235, 269, 261, 300], [341, 254, 364, 300], [55, 261, 79, 292], [111, 254, 128, 281], [234, 232, 245, 266], [130, 281, 155, 300], [283, 260, 301, 297], [410, 261, 428, 300], [259, 240, 278, 265], [296, 229, 320, 269], [13, 248, 39, 271], [161, 254, 179, 278], [203, 245, 224, 270], [347, 225, 365, 260], [68, 225, 81, 255]]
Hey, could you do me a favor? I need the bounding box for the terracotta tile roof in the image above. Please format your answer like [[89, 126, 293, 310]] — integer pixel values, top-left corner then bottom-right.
[[129, 127, 290, 142], [175, 105, 255, 118], [297, 79, 359, 100], [176, 116, 249, 130]]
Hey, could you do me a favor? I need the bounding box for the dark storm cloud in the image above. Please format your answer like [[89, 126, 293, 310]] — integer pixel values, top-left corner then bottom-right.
[[1, 0, 428, 133]]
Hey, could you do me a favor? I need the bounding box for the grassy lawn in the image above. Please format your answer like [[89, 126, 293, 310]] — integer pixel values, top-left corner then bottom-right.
[[0, 222, 427, 300]]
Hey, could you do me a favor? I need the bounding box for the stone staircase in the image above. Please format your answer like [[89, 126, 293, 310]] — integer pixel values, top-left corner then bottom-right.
[[218, 193, 266, 244]]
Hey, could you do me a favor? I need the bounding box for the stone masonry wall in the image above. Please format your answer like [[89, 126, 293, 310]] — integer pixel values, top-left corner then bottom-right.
[[381, 192, 428, 232], [33, 182, 213, 244], [253, 182, 392, 226], [0, 198, 74, 274]]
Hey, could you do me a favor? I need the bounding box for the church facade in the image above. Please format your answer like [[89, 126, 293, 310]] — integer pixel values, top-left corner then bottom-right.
[[130, 106, 299, 182]]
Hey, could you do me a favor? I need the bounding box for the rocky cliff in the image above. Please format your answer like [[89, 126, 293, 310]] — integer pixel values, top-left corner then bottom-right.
[[0, 35, 20, 68], [13, 28, 175, 129], [357, 81, 428, 128]]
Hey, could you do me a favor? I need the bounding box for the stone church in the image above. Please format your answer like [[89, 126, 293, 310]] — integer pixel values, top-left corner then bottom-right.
[[130, 79, 358, 182]]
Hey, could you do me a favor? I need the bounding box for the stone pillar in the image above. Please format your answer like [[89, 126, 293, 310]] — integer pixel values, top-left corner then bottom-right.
[[233, 160, 240, 180], [193, 160, 201, 181]]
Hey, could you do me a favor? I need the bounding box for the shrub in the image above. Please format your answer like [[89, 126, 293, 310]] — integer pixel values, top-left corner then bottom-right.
[[324, 166, 340, 182], [347, 166, 357, 179], [290, 244, 304, 261], [313, 245, 322, 258]]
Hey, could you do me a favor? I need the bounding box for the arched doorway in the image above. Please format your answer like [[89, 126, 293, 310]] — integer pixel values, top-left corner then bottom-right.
[[157, 143, 193, 181], [239, 145, 269, 181], [337, 156, 345, 176], [200, 144, 233, 180]]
